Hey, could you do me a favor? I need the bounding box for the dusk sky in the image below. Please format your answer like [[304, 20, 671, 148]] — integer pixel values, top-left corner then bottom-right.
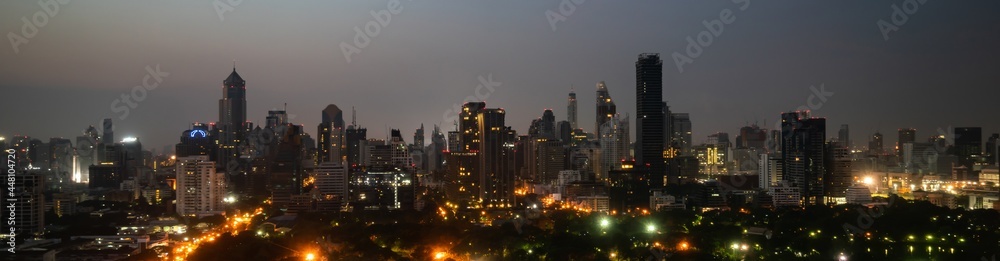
[[2, 0, 999, 152]]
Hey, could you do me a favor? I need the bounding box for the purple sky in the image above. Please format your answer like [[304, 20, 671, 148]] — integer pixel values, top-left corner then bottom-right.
[[2, 1, 999, 153]]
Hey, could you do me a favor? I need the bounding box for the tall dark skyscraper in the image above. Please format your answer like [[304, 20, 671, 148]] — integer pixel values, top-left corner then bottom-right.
[[868, 132, 884, 157], [218, 67, 247, 171], [838, 124, 850, 148], [986, 133, 999, 166], [318, 104, 346, 164], [595, 81, 616, 136], [635, 53, 665, 187], [897, 128, 916, 159], [101, 118, 114, 145], [780, 111, 826, 205], [954, 127, 982, 169], [477, 108, 516, 208], [567, 89, 578, 130], [540, 109, 556, 139]]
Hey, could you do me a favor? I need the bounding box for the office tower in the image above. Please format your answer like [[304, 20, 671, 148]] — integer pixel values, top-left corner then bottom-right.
[[671, 113, 692, 154], [897, 128, 916, 161], [868, 132, 884, 157], [459, 102, 487, 151], [635, 53, 666, 188], [535, 139, 565, 184], [362, 139, 392, 167], [176, 123, 213, 158], [838, 124, 850, 149], [567, 90, 578, 130], [447, 131, 460, 152], [954, 127, 982, 170], [121, 137, 144, 185], [49, 138, 73, 183], [987, 133, 999, 166], [477, 109, 516, 207], [557, 121, 572, 144], [663, 102, 673, 149], [600, 114, 630, 180], [390, 129, 412, 168], [266, 109, 288, 128], [0, 174, 44, 237], [539, 109, 556, 139], [595, 81, 617, 136], [315, 162, 348, 211], [318, 104, 346, 164], [758, 153, 782, 191], [102, 118, 114, 145], [176, 155, 225, 217], [345, 126, 367, 168], [89, 163, 123, 189], [268, 124, 307, 209], [413, 124, 425, 150], [77, 125, 100, 181], [218, 67, 248, 171], [707, 132, 731, 174], [780, 111, 826, 205], [737, 124, 767, 150], [824, 141, 852, 203], [426, 125, 447, 173]]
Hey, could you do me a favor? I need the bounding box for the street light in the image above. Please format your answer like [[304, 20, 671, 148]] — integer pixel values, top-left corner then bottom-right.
[[646, 224, 656, 233], [600, 218, 610, 228], [304, 253, 316, 261]]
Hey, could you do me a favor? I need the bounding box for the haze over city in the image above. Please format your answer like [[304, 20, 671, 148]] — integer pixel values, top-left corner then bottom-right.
[[3, 1, 999, 150]]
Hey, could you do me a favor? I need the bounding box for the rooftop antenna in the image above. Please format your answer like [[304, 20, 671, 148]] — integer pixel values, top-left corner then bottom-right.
[[233, 59, 236, 71], [352, 106, 357, 127]]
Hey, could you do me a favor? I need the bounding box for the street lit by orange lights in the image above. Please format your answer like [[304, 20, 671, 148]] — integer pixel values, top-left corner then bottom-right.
[[678, 241, 690, 251]]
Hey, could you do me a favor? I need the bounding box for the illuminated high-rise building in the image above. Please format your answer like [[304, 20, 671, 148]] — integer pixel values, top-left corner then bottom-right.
[[671, 113, 692, 154], [217, 67, 247, 171], [595, 81, 617, 136], [567, 89, 578, 130], [780, 111, 826, 205], [635, 53, 665, 187], [897, 128, 916, 161], [318, 104, 346, 164], [954, 127, 982, 170], [176, 156, 225, 217], [599, 114, 631, 180]]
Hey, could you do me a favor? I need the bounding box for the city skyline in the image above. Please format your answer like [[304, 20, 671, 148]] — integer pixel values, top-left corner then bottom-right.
[[3, 1, 1000, 150]]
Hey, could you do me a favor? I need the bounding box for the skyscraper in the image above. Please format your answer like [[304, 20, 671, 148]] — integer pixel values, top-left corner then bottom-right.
[[671, 113, 692, 154], [540, 109, 556, 139], [567, 89, 578, 130], [315, 162, 348, 211], [986, 133, 999, 166], [868, 132, 884, 157], [635, 53, 666, 187], [838, 124, 850, 148], [176, 123, 213, 158], [600, 114, 630, 181], [595, 81, 617, 136], [954, 127, 982, 170], [218, 67, 247, 171], [477, 108, 516, 207], [318, 104, 346, 164], [780, 111, 826, 205], [897, 128, 916, 160], [176, 156, 225, 217], [825, 141, 852, 203], [102, 118, 114, 146]]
